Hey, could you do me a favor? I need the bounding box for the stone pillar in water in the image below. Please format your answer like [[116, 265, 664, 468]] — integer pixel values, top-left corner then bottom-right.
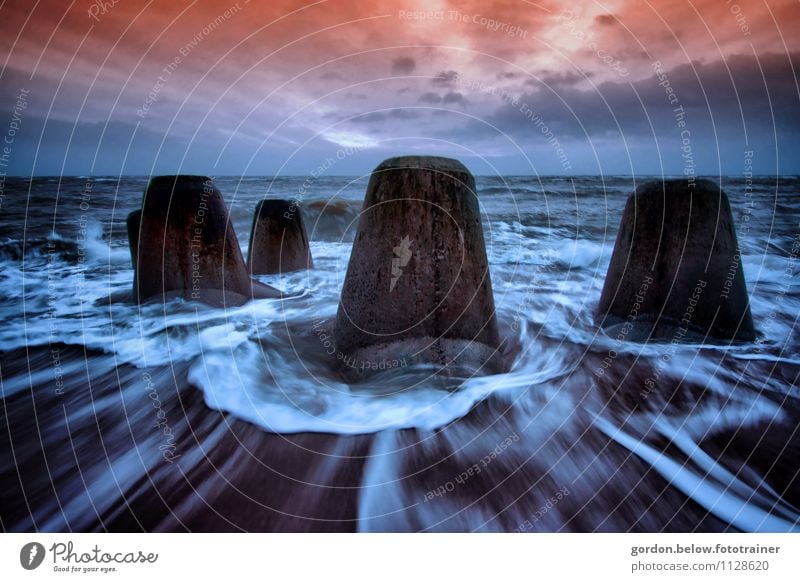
[[333, 156, 502, 374], [247, 199, 313, 274], [126, 209, 142, 272], [132, 175, 279, 306], [597, 179, 755, 341]]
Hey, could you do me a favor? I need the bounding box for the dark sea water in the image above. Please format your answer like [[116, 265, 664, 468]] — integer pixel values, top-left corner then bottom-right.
[[1, 175, 798, 532]]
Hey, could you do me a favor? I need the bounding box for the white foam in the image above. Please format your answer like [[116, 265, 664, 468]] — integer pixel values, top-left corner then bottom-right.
[[594, 416, 800, 532]]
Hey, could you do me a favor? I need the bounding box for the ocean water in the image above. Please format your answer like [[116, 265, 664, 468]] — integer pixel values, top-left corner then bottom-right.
[[1, 174, 798, 532]]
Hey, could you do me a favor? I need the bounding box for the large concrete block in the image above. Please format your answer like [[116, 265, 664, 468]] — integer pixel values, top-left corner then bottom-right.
[[334, 156, 502, 375], [597, 179, 755, 341], [131, 175, 279, 306], [247, 199, 313, 274]]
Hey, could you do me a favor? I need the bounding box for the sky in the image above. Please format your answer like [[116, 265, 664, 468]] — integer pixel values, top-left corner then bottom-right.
[[0, 0, 798, 176]]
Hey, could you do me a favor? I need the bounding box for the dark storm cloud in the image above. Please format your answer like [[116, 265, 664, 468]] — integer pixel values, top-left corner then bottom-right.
[[536, 71, 593, 88], [0, 115, 190, 175], [432, 70, 459, 86], [480, 52, 800, 142], [418, 92, 442, 104], [391, 57, 416, 75], [594, 14, 618, 26], [442, 92, 468, 107], [0, 99, 324, 175], [349, 109, 420, 124], [420, 51, 800, 174]]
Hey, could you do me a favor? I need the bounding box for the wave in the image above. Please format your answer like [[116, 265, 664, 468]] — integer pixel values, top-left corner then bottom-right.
[[594, 416, 800, 532], [0, 222, 129, 265]]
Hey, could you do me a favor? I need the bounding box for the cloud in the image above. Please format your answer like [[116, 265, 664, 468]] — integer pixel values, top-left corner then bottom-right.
[[537, 71, 593, 88], [391, 57, 416, 75], [432, 70, 459, 86], [418, 92, 442, 104], [442, 92, 468, 107], [480, 51, 800, 141], [594, 14, 618, 26], [349, 109, 420, 124]]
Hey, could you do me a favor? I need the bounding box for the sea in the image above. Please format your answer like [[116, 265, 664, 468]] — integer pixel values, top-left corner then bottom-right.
[[0, 174, 798, 532]]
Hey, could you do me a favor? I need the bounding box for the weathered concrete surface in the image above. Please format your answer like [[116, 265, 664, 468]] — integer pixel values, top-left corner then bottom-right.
[[597, 179, 755, 341], [334, 156, 502, 375], [247, 199, 313, 274], [126, 209, 142, 273], [131, 175, 279, 306]]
